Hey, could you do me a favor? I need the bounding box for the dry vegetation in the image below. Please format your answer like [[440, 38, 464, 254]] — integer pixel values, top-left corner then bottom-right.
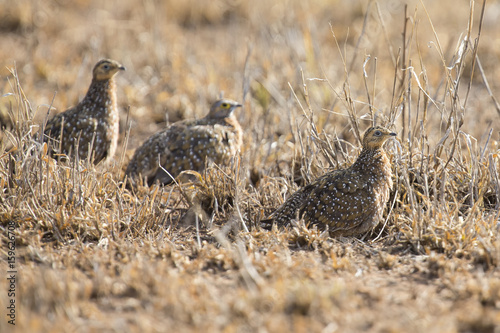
[[1, 0, 500, 332]]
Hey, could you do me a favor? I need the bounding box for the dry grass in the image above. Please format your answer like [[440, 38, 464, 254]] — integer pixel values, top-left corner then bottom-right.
[[1, 0, 500, 332]]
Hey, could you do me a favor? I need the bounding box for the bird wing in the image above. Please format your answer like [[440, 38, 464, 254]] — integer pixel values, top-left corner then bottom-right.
[[299, 169, 377, 234], [260, 184, 313, 229], [126, 122, 225, 185], [165, 122, 227, 152], [125, 130, 165, 185], [44, 108, 75, 141], [44, 107, 101, 157], [261, 172, 333, 229]]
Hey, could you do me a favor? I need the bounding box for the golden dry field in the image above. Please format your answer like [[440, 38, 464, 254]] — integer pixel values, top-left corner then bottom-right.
[[1, 0, 500, 332]]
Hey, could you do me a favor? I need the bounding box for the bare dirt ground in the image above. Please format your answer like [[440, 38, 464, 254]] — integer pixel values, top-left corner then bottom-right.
[[1, 0, 499, 332]]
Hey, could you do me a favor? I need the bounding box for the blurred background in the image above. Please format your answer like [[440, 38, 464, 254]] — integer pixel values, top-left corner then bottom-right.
[[0, 0, 499, 173], [1, 2, 500, 332]]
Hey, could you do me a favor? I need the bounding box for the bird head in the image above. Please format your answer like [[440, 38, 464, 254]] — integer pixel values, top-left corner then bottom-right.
[[362, 126, 397, 149], [92, 59, 126, 81], [207, 99, 242, 119]]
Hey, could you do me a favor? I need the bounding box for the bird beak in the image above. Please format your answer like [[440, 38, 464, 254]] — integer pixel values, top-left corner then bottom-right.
[[228, 104, 242, 116], [119, 65, 126, 71]]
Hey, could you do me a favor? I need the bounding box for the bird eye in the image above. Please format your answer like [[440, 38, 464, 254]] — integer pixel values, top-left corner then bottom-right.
[[221, 103, 229, 108], [103, 64, 110, 70], [374, 130, 382, 136]]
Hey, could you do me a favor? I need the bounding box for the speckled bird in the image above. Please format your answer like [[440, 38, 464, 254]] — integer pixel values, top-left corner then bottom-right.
[[43, 59, 125, 164], [125, 99, 243, 186], [262, 126, 397, 237]]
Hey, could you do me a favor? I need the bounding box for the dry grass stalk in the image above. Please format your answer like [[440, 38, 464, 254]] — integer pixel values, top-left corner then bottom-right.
[[0, 0, 499, 331]]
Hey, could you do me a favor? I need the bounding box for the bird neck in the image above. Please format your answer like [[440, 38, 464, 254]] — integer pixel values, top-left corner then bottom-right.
[[202, 114, 234, 126], [226, 116, 243, 147], [222, 114, 238, 126], [352, 147, 389, 170], [80, 78, 116, 114]]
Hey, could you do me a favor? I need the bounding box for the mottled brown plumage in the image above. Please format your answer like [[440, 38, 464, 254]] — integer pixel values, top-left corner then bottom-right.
[[43, 59, 125, 164], [262, 126, 397, 237], [125, 99, 243, 186]]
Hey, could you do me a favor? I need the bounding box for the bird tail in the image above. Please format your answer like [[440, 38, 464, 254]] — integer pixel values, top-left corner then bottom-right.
[[259, 218, 275, 230]]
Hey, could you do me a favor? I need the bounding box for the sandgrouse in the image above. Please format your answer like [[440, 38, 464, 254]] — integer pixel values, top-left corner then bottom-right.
[[261, 126, 397, 237], [43, 59, 125, 164], [125, 99, 243, 186]]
